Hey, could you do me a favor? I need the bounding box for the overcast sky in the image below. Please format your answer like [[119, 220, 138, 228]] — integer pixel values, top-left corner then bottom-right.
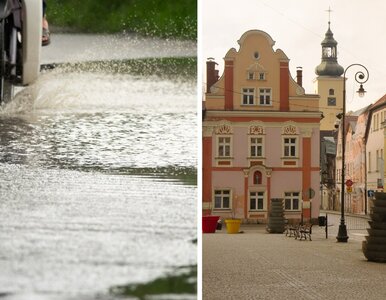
[[200, 0, 386, 112]]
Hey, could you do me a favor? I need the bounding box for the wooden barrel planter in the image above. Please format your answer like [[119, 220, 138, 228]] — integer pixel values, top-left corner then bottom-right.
[[363, 192, 386, 262], [266, 198, 285, 233]]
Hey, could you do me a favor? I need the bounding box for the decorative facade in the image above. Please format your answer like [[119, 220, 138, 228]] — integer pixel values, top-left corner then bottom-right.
[[203, 30, 321, 223], [365, 95, 386, 199]]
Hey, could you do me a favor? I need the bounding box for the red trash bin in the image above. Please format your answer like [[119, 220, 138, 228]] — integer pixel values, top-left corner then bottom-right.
[[202, 215, 220, 233]]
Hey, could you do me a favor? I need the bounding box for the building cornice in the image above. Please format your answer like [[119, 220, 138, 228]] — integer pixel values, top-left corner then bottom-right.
[[204, 110, 322, 119]]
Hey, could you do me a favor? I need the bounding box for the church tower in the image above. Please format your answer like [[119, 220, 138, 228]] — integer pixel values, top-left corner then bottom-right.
[[314, 20, 344, 133]]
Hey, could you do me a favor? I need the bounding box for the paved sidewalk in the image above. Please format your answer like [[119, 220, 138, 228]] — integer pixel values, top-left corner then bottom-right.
[[203, 224, 386, 300]]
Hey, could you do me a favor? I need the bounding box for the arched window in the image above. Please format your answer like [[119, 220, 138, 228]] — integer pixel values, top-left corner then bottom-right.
[[329, 88, 334, 96], [253, 171, 262, 185]]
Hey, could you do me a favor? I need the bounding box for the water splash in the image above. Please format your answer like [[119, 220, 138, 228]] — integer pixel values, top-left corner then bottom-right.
[[1, 66, 196, 115], [0, 62, 197, 174]]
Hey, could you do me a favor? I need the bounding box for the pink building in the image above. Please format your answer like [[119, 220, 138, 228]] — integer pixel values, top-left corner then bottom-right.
[[203, 30, 321, 223]]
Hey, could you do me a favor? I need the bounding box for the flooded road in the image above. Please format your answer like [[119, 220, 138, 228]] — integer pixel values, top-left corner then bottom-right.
[[0, 35, 197, 300]]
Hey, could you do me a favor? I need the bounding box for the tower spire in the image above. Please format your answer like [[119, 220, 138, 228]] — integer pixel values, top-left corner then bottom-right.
[[315, 9, 343, 77], [326, 7, 333, 25]]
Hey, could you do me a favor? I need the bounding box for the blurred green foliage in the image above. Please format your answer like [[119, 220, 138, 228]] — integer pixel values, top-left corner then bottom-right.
[[46, 0, 197, 40], [110, 265, 197, 299]]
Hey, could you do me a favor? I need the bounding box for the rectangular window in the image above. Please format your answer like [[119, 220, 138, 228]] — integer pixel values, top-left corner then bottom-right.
[[250, 191, 265, 210], [259, 88, 271, 105], [214, 190, 231, 209], [259, 73, 265, 80], [218, 137, 231, 157], [374, 114, 378, 131], [376, 150, 379, 171], [248, 72, 254, 80], [368, 152, 372, 172], [250, 137, 263, 157], [284, 192, 300, 210], [283, 137, 297, 157], [242, 88, 255, 105]]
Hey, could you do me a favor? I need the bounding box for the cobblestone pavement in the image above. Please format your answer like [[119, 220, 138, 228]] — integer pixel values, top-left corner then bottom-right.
[[203, 219, 386, 300]]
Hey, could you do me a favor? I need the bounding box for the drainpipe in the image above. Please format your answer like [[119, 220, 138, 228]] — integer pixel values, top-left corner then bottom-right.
[[364, 137, 367, 215]]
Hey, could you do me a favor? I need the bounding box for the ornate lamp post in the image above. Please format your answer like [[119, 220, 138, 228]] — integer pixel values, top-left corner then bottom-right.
[[337, 64, 369, 242]]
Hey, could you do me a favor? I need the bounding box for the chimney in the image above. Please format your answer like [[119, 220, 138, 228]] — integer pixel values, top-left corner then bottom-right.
[[296, 67, 303, 87], [206, 58, 219, 93]]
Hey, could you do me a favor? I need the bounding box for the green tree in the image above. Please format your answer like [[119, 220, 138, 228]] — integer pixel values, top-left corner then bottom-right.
[[47, 0, 197, 39]]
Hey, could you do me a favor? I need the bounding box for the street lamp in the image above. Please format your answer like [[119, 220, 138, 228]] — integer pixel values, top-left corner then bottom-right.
[[337, 64, 369, 243]]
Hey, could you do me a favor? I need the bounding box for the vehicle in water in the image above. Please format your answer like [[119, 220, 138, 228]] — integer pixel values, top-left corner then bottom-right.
[[0, 0, 41, 104]]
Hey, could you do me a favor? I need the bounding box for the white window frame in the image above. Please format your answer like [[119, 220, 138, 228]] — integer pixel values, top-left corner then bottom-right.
[[284, 192, 301, 211], [249, 191, 266, 211], [258, 88, 272, 106], [217, 135, 232, 158], [249, 136, 264, 158], [259, 72, 266, 80], [247, 72, 255, 80], [376, 149, 379, 171], [283, 136, 298, 158], [241, 88, 255, 105], [213, 189, 232, 210]]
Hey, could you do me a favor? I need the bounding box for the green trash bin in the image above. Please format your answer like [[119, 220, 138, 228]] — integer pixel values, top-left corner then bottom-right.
[[318, 216, 326, 226]]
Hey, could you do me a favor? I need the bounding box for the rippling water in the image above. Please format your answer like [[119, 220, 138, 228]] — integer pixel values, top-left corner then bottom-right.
[[0, 65, 197, 299]]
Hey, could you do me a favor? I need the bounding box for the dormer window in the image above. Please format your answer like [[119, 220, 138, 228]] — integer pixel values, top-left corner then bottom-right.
[[247, 72, 266, 81]]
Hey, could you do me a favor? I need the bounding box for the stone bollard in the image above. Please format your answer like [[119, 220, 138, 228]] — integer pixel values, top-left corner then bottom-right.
[[266, 198, 285, 233], [362, 192, 386, 262]]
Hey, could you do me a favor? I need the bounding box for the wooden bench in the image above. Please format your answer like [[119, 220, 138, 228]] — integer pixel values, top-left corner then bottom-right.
[[285, 224, 300, 238], [285, 223, 312, 241], [297, 224, 312, 241]]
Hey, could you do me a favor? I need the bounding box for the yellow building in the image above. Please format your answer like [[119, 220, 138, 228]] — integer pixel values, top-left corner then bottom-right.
[[313, 22, 344, 133]]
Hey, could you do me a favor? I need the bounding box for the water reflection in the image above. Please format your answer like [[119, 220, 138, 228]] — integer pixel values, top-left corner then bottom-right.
[[0, 65, 197, 298], [0, 112, 196, 175]]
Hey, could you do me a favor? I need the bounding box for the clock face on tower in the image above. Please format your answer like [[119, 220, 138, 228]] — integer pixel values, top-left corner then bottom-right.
[[328, 97, 336, 106]]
